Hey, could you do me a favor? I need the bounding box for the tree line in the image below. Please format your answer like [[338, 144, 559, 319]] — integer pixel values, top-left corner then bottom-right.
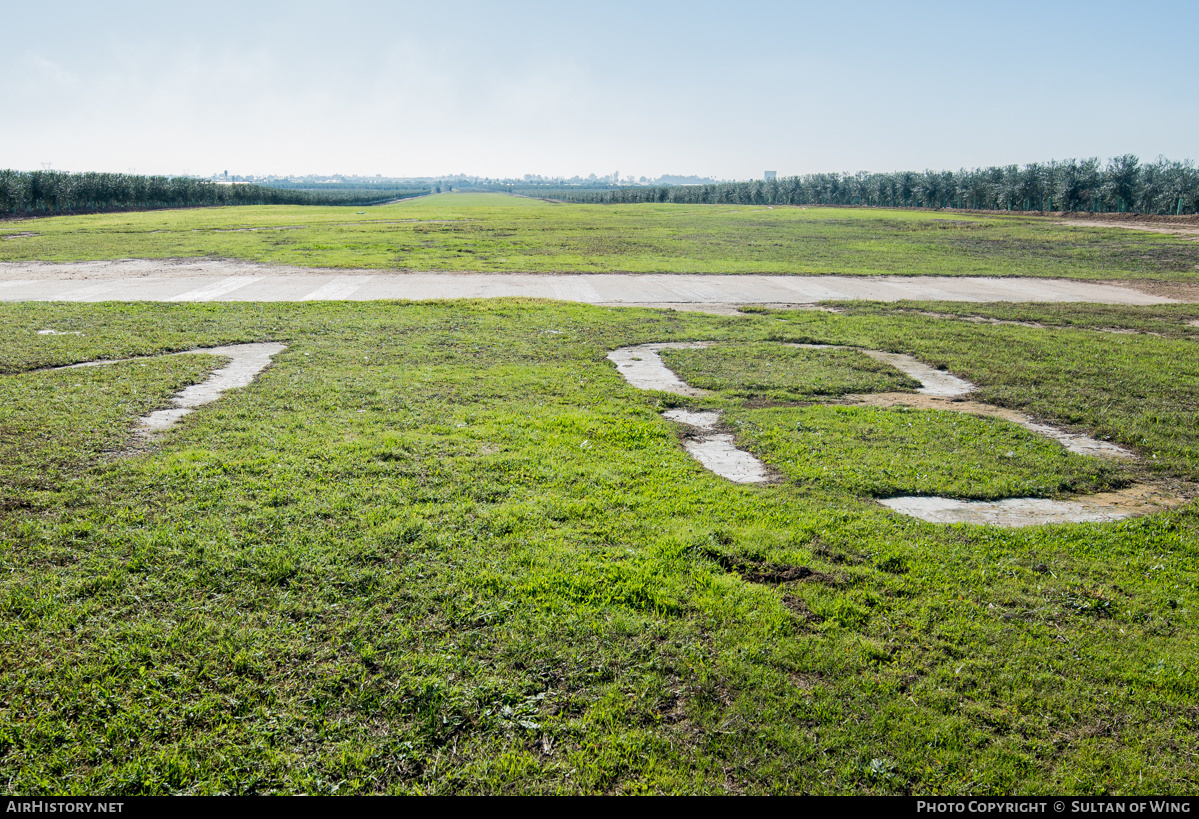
[[0, 170, 422, 217], [544, 155, 1198, 215]]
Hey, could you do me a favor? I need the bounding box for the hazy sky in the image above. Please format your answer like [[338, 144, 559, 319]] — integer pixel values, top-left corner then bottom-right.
[[3, 0, 1196, 180]]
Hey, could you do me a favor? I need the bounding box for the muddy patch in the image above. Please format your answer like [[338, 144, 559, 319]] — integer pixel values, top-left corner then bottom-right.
[[2, 232, 38, 240], [1055, 219, 1199, 239], [701, 548, 826, 585], [57, 342, 285, 436]]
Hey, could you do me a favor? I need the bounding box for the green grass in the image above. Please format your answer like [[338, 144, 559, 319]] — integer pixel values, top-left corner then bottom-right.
[[828, 300, 1199, 340], [2, 192, 1197, 280], [660, 342, 921, 400], [0, 299, 1196, 795], [660, 340, 1131, 499]]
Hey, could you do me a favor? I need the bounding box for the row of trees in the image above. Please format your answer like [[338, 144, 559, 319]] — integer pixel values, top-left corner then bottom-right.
[[0, 170, 417, 217], [548, 156, 1198, 215]]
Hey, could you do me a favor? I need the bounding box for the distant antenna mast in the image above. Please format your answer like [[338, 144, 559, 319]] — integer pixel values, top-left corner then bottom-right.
[[41, 162, 52, 170]]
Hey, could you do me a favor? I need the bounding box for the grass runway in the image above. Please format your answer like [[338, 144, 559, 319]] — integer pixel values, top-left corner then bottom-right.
[[3, 193, 1199, 282]]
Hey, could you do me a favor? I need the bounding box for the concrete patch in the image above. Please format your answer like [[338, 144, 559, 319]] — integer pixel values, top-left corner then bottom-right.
[[605, 343, 712, 396], [167, 276, 264, 302], [779, 343, 974, 398], [136, 343, 285, 432], [609, 339, 1176, 525], [859, 351, 974, 398], [849, 393, 1134, 459], [662, 409, 769, 484], [878, 496, 1128, 526], [299, 275, 375, 301], [1018, 421, 1134, 458], [57, 342, 285, 435], [880, 479, 1194, 525]]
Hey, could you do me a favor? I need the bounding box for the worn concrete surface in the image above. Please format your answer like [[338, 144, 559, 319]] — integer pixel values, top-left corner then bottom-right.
[[58, 342, 286, 435], [607, 339, 1177, 525], [606, 343, 712, 396], [662, 409, 769, 484], [0, 260, 1179, 306], [878, 496, 1129, 526]]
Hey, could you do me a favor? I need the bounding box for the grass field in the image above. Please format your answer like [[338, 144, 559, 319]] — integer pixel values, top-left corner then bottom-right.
[[1, 298, 1196, 795], [3, 192, 1199, 281]]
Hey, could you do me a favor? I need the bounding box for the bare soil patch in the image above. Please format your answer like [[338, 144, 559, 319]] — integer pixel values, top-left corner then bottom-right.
[[700, 548, 829, 585], [1113, 280, 1199, 302], [1055, 220, 1199, 240]]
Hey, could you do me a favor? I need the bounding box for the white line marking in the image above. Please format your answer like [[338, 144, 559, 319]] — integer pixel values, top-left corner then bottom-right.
[[57, 280, 153, 301], [299, 276, 374, 301], [167, 276, 263, 302]]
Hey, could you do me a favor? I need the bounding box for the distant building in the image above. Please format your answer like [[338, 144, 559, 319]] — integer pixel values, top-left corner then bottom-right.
[[764, 171, 777, 181]]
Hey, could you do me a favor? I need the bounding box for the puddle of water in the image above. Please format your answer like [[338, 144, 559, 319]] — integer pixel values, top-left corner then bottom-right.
[[662, 409, 768, 483], [879, 496, 1128, 526], [57, 342, 285, 434]]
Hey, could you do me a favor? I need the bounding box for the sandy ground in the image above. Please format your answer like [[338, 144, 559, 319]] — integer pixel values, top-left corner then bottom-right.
[[0, 259, 1182, 306], [1055, 219, 1199, 239]]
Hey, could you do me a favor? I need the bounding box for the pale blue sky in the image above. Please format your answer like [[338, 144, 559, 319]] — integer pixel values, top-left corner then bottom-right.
[[3, 0, 1195, 179]]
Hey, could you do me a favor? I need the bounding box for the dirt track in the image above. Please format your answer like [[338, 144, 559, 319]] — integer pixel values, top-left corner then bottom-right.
[[1053, 219, 1199, 239]]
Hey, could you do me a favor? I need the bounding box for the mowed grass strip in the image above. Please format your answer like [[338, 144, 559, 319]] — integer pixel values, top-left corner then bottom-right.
[[0, 300, 1195, 795], [2, 192, 1198, 280]]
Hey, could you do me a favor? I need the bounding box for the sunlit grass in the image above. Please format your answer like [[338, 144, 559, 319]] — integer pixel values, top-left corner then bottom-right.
[[0, 299, 1195, 794], [2, 192, 1196, 281]]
